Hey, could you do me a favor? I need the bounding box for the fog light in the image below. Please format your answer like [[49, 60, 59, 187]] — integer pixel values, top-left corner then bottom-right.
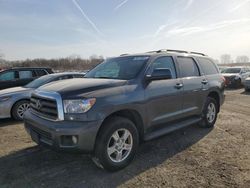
[[72, 136, 78, 144], [61, 135, 78, 146]]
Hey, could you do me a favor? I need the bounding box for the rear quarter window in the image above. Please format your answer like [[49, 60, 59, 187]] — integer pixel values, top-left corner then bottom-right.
[[197, 58, 219, 75], [36, 69, 47, 76]]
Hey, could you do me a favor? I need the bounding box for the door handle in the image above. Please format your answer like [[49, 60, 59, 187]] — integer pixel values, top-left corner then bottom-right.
[[201, 80, 208, 85], [175, 83, 183, 89]]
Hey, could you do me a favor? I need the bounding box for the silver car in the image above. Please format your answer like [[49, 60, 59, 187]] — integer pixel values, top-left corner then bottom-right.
[[0, 72, 85, 120], [221, 67, 250, 88], [244, 75, 250, 92]]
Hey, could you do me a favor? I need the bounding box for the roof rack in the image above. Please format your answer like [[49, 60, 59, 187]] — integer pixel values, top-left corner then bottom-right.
[[147, 49, 207, 56]]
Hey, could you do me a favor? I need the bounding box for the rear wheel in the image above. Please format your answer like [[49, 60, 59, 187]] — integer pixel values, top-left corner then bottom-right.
[[199, 97, 218, 128], [12, 100, 30, 120], [93, 116, 139, 171]]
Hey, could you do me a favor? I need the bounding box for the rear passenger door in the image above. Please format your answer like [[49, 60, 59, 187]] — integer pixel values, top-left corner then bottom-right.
[[145, 56, 183, 128], [176, 56, 206, 117], [17, 70, 36, 86]]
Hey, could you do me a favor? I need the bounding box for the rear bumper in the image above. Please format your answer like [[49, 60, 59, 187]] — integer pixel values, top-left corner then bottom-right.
[[23, 110, 102, 153]]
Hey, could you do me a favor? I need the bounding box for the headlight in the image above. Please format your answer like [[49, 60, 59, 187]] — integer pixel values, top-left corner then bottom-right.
[[63, 98, 96, 114], [0, 96, 11, 102]]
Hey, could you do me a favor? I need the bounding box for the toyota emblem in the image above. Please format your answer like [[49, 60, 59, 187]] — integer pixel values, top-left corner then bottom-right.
[[36, 100, 42, 109]]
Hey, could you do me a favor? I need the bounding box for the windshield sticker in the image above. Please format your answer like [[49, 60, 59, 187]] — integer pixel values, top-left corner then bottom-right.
[[133, 57, 149, 61]]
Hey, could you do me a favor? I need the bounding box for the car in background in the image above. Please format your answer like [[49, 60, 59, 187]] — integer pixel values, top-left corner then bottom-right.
[[218, 66, 228, 73], [0, 67, 53, 90], [244, 75, 250, 92], [221, 67, 250, 88], [0, 72, 84, 120]]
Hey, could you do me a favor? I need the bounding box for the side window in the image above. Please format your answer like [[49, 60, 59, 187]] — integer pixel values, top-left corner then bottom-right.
[[151, 56, 177, 78], [177, 57, 200, 78], [197, 58, 219, 75], [36, 69, 47, 76], [0, 71, 15, 81], [19, 70, 33, 79]]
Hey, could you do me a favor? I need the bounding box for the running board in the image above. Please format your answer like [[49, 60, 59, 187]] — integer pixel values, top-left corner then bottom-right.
[[144, 117, 202, 141]]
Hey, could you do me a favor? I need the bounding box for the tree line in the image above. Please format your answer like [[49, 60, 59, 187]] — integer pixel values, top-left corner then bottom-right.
[[220, 54, 249, 64], [0, 55, 104, 71]]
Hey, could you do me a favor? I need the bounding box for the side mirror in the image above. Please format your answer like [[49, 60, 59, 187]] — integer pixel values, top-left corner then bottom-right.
[[146, 68, 172, 81]]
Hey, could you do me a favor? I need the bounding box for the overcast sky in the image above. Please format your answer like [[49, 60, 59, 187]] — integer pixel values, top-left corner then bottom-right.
[[0, 0, 250, 60]]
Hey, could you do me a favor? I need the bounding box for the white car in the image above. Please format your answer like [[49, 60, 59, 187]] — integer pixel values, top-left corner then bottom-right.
[[221, 67, 250, 88], [244, 75, 250, 92]]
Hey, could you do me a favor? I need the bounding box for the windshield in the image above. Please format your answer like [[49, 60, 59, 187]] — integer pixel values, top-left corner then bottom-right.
[[221, 68, 241, 74], [25, 75, 53, 88], [85, 56, 149, 80]]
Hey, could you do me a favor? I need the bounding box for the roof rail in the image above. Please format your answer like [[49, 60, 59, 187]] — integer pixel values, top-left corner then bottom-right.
[[147, 49, 207, 56]]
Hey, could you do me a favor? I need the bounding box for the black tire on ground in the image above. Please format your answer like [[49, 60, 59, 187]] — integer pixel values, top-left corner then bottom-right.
[[93, 116, 139, 171], [234, 78, 242, 89], [12, 100, 30, 120], [198, 97, 218, 128]]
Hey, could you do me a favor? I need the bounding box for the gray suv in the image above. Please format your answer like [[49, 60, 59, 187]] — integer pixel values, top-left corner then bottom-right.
[[24, 49, 225, 171]]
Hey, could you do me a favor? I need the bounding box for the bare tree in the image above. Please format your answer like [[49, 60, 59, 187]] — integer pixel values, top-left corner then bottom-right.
[[220, 54, 232, 64], [236, 55, 249, 63], [0, 52, 5, 67]]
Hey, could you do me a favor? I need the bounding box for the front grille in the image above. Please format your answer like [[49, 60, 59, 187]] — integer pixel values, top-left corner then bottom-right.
[[30, 94, 58, 120]]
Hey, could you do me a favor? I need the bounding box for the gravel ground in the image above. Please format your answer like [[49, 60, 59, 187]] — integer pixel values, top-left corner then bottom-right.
[[0, 89, 249, 188]]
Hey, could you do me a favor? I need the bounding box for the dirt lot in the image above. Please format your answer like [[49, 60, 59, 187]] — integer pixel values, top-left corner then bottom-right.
[[0, 89, 249, 188]]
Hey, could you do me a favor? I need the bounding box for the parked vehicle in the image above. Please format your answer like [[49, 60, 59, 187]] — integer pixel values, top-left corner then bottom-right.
[[0, 67, 53, 90], [218, 66, 228, 73], [221, 67, 250, 88], [244, 75, 250, 92], [24, 49, 225, 171], [0, 72, 85, 120]]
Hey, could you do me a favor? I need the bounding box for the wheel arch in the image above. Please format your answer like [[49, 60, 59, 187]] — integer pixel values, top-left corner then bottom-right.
[[95, 109, 145, 144], [207, 91, 220, 112]]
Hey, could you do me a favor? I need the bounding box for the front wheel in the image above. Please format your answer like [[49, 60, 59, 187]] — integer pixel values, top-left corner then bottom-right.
[[12, 100, 30, 120], [199, 97, 218, 128], [93, 116, 139, 171]]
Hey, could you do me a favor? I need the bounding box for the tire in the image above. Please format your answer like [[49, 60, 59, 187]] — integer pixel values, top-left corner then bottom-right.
[[12, 100, 30, 120], [93, 116, 139, 171], [234, 78, 242, 89], [199, 97, 218, 128]]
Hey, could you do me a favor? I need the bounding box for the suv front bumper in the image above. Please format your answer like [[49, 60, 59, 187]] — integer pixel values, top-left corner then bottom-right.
[[23, 110, 102, 153]]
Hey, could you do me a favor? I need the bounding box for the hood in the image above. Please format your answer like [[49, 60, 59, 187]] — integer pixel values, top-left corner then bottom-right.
[[39, 78, 127, 97], [222, 73, 239, 77], [0, 87, 31, 96]]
